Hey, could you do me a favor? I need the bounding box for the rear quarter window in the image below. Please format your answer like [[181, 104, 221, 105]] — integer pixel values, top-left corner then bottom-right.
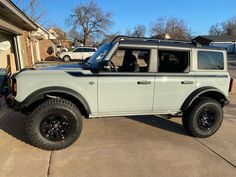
[[197, 51, 224, 70], [90, 48, 96, 52]]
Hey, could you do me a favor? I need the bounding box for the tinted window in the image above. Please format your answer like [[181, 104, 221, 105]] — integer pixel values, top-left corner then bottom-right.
[[82, 48, 89, 52], [197, 51, 224, 70], [158, 50, 190, 73], [90, 48, 96, 52], [107, 48, 150, 72], [73, 48, 82, 52]]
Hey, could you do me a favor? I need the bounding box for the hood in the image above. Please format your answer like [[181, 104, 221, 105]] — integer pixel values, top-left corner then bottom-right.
[[40, 63, 87, 70]]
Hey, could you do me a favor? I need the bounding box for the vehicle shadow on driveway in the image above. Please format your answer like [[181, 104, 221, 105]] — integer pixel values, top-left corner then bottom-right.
[[127, 115, 189, 136], [0, 111, 31, 144]]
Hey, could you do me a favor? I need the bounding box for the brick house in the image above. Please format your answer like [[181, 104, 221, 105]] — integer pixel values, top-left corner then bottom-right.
[[48, 27, 70, 49], [0, 0, 37, 72], [31, 23, 57, 61]]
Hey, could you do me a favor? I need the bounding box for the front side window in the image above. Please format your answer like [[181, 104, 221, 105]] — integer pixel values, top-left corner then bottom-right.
[[197, 51, 224, 70], [109, 48, 150, 72], [73, 48, 82, 52], [158, 50, 190, 73]]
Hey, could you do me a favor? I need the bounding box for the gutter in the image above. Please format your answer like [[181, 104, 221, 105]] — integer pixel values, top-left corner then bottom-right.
[[1, 0, 37, 31]]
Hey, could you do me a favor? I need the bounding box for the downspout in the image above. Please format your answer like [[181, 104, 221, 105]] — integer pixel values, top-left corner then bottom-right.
[[16, 35, 24, 68], [13, 36, 21, 70], [29, 32, 35, 65]]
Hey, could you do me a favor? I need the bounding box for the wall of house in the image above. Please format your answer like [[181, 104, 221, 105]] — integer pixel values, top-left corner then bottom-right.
[[22, 31, 33, 67], [211, 42, 236, 54], [60, 40, 70, 48], [39, 39, 56, 60], [17, 35, 28, 68]]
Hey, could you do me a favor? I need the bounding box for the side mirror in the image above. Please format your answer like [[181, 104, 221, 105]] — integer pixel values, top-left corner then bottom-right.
[[83, 57, 90, 63], [95, 60, 111, 73]]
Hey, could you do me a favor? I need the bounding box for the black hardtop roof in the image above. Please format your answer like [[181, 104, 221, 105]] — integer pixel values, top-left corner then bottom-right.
[[112, 36, 225, 51]]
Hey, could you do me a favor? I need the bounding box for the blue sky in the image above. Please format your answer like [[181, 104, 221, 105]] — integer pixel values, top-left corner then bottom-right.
[[18, 0, 236, 36]]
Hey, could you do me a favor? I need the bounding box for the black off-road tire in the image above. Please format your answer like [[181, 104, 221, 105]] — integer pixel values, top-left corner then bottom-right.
[[26, 98, 83, 150], [183, 97, 223, 138], [182, 110, 190, 131]]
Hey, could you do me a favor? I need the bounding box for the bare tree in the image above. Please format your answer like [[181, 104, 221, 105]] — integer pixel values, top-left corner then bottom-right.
[[208, 17, 236, 36], [222, 17, 236, 36], [125, 28, 132, 36], [150, 17, 190, 40], [12, 0, 46, 23], [67, 27, 80, 41], [100, 32, 120, 45], [209, 23, 222, 36], [68, 0, 113, 46], [132, 25, 146, 37]]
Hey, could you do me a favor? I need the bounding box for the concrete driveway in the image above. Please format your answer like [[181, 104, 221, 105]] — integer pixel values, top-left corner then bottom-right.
[[0, 95, 236, 177]]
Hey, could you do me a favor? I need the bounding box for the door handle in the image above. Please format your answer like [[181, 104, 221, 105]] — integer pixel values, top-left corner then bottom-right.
[[137, 80, 151, 85], [181, 81, 193, 84]]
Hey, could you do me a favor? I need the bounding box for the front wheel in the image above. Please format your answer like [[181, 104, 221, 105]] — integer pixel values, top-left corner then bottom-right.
[[63, 55, 71, 62], [183, 98, 223, 138], [26, 98, 83, 150]]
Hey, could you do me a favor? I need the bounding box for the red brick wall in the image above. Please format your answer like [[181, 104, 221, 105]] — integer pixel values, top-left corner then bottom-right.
[[23, 31, 33, 67], [39, 39, 56, 60], [60, 40, 70, 48]]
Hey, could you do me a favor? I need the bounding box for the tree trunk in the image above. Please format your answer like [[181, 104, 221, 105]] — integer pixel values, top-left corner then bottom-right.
[[83, 33, 88, 46]]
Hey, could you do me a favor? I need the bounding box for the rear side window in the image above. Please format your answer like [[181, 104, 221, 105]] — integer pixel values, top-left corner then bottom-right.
[[197, 51, 224, 70], [89, 48, 96, 52], [158, 50, 190, 73], [82, 48, 89, 52]]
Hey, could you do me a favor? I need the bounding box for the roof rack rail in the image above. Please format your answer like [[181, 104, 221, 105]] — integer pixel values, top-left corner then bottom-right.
[[111, 35, 202, 47]]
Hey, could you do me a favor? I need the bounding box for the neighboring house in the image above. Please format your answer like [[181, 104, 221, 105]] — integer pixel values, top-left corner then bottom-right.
[[194, 35, 236, 54], [48, 27, 70, 49], [0, 0, 37, 72], [31, 23, 57, 61]]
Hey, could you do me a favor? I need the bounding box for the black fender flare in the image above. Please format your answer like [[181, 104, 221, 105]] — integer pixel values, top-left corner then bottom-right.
[[181, 86, 228, 111], [22, 86, 91, 114]]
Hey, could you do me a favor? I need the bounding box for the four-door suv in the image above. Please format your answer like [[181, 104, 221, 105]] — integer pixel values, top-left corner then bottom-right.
[[7, 36, 230, 150], [60, 47, 97, 62]]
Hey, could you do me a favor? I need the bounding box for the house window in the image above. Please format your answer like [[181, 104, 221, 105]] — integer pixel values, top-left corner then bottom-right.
[[197, 51, 224, 70], [158, 50, 190, 73]]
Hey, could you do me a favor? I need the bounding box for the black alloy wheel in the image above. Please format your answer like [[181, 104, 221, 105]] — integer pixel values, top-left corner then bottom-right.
[[40, 114, 71, 141]]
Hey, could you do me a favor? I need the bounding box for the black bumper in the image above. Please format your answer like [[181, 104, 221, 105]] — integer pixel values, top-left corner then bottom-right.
[[6, 94, 23, 111], [224, 100, 230, 106]]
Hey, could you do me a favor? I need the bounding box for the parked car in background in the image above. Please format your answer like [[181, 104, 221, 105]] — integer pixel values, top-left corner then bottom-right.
[[56, 45, 68, 53], [60, 47, 97, 62]]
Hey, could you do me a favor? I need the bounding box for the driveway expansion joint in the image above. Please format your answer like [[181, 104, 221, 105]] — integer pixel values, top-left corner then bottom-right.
[[47, 151, 53, 177], [194, 138, 236, 169]]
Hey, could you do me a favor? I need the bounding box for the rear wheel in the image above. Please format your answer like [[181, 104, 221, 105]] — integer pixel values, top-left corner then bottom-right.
[[26, 98, 83, 150], [182, 98, 223, 138]]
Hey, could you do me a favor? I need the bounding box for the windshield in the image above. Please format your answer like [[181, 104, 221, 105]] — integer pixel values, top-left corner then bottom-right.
[[86, 43, 112, 68]]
